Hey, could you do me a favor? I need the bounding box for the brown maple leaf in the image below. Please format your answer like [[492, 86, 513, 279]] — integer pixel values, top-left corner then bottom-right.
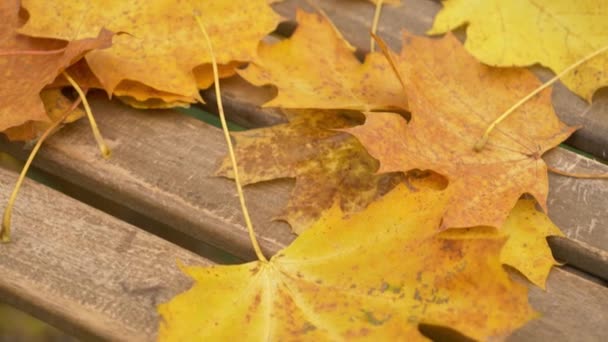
[[0, 0, 112, 139], [217, 109, 405, 233], [346, 32, 575, 229]]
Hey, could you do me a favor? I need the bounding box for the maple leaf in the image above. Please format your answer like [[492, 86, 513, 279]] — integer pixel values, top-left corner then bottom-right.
[[346, 32, 575, 229], [4, 89, 85, 141], [50, 60, 242, 109], [498, 199, 564, 288], [216, 109, 405, 233], [440, 199, 563, 289], [158, 185, 536, 341], [428, 0, 608, 101], [0, 0, 111, 139], [239, 10, 407, 111], [19, 0, 280, 105]]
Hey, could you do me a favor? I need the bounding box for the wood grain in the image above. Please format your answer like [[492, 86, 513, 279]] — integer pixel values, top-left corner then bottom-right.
[[511, 268, 608, 341], [1, 93, 294, 261], [0, 167, 209, 341], [270, 0, 608, 161], [0, 167, 606, 341], [3, 90, 607, 279]]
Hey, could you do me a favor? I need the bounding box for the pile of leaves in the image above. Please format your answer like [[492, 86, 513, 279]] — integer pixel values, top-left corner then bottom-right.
[[2, 0, 606, 340]]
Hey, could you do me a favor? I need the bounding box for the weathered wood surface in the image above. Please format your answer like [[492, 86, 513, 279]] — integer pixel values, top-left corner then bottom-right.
[[267, 0, 608, 161], [2, 92, 607, 279], [0, 167, 607, 341], [1, 94, 293, 261], [510, 268, 608, 341], [0, 167, 209, 341]]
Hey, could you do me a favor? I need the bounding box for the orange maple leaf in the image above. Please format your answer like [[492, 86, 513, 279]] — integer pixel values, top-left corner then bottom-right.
[[0, 1, 111, 139], [346, 32, 575, 229]]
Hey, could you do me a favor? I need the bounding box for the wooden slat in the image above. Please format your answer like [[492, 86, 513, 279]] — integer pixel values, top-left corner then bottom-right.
[[0, 167, 606, 341], [0, 167, 209, 341], [3, 90, 607, 278], [270, 0, 608, 161], [0, 93, 294, 261], [510, 268, 608, 341]]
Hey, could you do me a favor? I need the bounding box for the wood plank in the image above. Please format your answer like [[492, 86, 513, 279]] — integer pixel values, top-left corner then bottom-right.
[[3, 91, 607, 278], [270, 0, 608, 160], [0, 93, 294, 261], [0, 168, 606, 341], [0, 167, 209, 341], [511, 268, 608, 341]]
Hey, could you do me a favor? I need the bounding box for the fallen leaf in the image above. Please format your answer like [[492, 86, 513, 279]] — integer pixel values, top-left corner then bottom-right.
[[428, 0, 608, 101], [4, 89, 85, 141], [440, 199, 563, 289], [346, 32, 575, 229], [0, 0, 112, 138], [158, 185, 536, 341], [239, 10, 407, 111], [217, 109, 404, 233], [20, 0, 280, 104], [50, 60, 242, 109], [500, 199, 563, 288]]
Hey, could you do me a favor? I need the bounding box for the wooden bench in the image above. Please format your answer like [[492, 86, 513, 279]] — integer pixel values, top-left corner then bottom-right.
[[0, 0, 607, 340]]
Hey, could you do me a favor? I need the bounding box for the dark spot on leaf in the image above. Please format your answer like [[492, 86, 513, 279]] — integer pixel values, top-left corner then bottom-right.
[[361, 310, 392, 326]]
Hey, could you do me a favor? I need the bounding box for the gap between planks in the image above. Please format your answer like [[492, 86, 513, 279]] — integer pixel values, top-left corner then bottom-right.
[[0, 161, 606, 341]]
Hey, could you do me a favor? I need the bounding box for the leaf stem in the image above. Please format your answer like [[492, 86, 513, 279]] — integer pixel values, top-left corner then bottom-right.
[[474, 44, 608, 152], [63, 71, 111, 158], [194, 14, 268, 262], [371, 33, 406, 91], [370, 0, 384, 52], [1, 97, 83, 243]]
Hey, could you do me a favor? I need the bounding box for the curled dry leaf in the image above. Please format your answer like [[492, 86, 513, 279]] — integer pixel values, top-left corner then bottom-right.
[[0, 0, 112, 140], [216, 109, 404, 233], [346, 32, 575, 229], [429, 0, 608, 101], [20, 0, 280, 106], [239, 10, 407, 111], [158, 185, 536, 341]]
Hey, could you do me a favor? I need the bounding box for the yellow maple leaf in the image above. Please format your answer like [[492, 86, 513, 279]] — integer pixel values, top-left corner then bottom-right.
[[440, 199, 564, 289], [239, 10, 407, 111], [158, 185, 536, 341], [428, 0, 608, 101], [19, 0, 280, 105]]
